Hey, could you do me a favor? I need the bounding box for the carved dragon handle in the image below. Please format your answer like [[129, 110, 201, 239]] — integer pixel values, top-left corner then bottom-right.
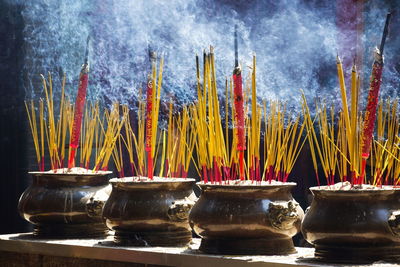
[[167, 199, 195, 222], [389, 210, 400, 236], [85, 185, 111, 218], [268, 200, 299, 230], [86, 197, 105, 218]]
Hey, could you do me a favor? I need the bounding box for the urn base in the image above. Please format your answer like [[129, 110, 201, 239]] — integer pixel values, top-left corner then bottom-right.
[[114, 229, 192, 247], [314, 244, 400, 264], [199, 237, 296, 255], [34, 223, 109, 239]]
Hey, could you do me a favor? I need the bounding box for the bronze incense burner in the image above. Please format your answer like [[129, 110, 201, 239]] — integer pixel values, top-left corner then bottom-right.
[[302, 185, 400, 263], [189, 182, 304, 255], [18, 171, 111, 238], [102, 177, 197, 247]]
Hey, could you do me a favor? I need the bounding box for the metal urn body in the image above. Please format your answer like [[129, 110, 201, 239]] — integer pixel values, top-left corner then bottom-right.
[[18, 171, 111, 238], [189, 182, 304, 255], [301, 186, 400, 263], [102, 177, 197, 247]]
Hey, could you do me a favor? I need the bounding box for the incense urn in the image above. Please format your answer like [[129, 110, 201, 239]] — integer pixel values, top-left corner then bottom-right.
[[189, 181, 304, 255], [18, 170, 112, 238], [302, 184, 400, 263], [102, 177, 197, 246]]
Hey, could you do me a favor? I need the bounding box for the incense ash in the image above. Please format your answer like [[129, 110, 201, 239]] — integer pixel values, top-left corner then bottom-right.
[[112, 176, 193, 183], [316, 181, 398, 191], [31, 167, 111, 175], [197, 180, 294, 186]]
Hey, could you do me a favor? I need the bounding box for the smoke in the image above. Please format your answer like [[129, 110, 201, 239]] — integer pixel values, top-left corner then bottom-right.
[[21, 0, 399, 113]]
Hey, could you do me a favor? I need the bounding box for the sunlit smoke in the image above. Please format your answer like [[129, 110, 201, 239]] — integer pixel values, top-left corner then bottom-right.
[[21, 0, 399, 115]]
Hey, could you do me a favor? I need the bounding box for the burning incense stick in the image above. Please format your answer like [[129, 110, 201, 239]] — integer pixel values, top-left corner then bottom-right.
[[68, 36, 90, 169], [26, 71, 121, 173], [145, 49, 156, 179], [233, 25, 246, 181], [360, 12, 391, 183], [144, 48, 164, 179], [302, 13, 393, 186]]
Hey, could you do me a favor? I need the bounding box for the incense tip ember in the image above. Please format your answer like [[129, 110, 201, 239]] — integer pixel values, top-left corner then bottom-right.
[[373, 47, 383, 63], [336, 54, 341, 64], [352, 60, 356, 71], [148, 45, 156, 61], [233, 65, 241, 75]]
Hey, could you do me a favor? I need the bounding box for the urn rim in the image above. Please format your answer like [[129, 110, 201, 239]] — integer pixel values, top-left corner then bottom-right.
[[29, 170, 112, 176]]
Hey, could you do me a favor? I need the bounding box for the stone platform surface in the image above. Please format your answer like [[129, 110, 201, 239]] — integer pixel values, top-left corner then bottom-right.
[[0, 233, 397, 267]]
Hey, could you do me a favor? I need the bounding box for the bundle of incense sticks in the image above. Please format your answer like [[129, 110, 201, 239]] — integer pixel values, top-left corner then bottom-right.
[[370, 100, 400, 186], [191, 47, 228, 183], [115, 106, 195, 179], [302, 96, 342, 186], [164, 103, 196, 178], [113, 53, 195, 179], [115, 102, 195, 178], [192, 47, 306, 184], [303, 96, 400, 186], [25, 72, 69, 171], [79, 102, 99, 169], [302, 56, 363, 186], [119, 76, 162, 178], [25, 73, 123, 172], [25, 37, 122, 172], [25, 73, 72, 170], [93, 102, 127, 171], [303, 13, 394, 186], [262, 100, 307, 183]]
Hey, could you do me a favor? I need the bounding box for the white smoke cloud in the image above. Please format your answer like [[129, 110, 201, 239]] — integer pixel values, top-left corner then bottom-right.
[[21, 0, 398, 114]]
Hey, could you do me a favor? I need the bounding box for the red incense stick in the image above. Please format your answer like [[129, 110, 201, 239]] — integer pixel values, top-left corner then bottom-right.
[[145, 49, 156, 179], [360, 13, 391, 184], [233, 26, 246, 181], [68, 37, 90, 169]]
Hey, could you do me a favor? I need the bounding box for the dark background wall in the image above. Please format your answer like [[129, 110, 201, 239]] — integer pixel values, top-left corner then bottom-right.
[[0, 0, 30, 233]]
